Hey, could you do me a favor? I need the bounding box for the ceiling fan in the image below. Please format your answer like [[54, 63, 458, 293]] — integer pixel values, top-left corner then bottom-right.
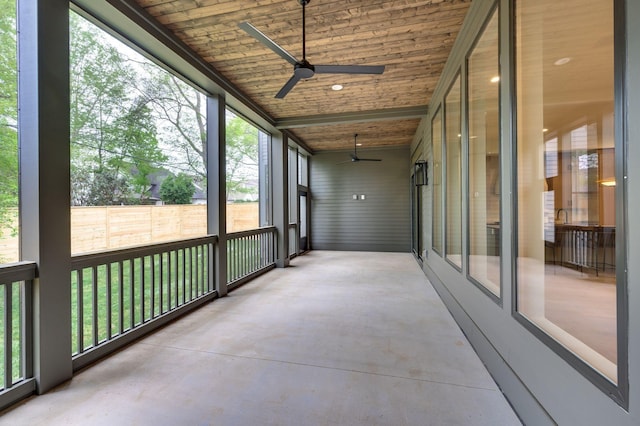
[[238, 0, 385, 99], [343, 134, 382, 163]]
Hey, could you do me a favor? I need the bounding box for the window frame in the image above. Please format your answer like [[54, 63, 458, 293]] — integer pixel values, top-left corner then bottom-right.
[[444, 72, 463, 271], [464, 2, 502, 303], [510, 0, 629, 408]]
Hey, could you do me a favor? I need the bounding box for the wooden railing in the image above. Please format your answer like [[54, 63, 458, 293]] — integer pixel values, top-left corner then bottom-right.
[[0, 261, 36, 410], [70, 235, 217, 370], [227, 226, 277, 289]]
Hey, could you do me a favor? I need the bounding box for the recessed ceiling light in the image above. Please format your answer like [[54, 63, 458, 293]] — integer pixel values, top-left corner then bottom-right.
[[331, 84, 343, 91], [543, 128, 549, 132], [356, 143, 363, 146], [490, 76, 500, 83], [554, 57, 571, 66]]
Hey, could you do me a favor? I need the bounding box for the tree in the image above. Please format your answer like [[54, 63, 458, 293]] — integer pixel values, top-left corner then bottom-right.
[[69, 12, 166, 205], [225, 113, 259, 201], [0, 0, 18, 238], [141, 70, 207, 181], [160, 174, 195, 204], [139, 68, 261, 202]]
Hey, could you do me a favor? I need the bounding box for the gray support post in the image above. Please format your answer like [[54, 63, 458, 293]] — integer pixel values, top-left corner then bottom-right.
[[207, 94, 227, 296], [18, 0, 72, 393], [271, 133, 289, 267]]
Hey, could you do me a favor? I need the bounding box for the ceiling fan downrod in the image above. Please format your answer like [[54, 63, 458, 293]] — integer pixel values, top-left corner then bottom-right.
[[300, 0, 309, 62]]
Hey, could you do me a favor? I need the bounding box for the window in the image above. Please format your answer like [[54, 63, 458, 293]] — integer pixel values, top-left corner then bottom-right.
[[0, 0, 18, 264], [432, 109, 443, 255], [298, 152, 308, 187], [467, 8, 500, 296], [445, 76, 462, 268], [70, 12, 208, 254], [225, 110, 270, 232], [288, 147, 298, 255], [516, 0, 619, 385]]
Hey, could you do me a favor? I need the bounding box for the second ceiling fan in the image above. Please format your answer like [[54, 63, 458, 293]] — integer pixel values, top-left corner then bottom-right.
[[344, 134, 381, 163], [239, 0, 386, 99]]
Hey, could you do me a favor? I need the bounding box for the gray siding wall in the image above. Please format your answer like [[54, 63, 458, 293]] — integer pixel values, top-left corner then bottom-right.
[[310, 147, 410, 252], [416, 0, 640, 424]]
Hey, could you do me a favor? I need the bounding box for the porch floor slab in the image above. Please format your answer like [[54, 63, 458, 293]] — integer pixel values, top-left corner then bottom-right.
[[1, 251, 521, 425]]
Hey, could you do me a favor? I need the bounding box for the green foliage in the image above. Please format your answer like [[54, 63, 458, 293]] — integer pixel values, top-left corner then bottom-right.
[[160, 173, 195, 204], [69, 13, 166, 206], [0, 0, 17, 237], [225, 114, 259, 201]]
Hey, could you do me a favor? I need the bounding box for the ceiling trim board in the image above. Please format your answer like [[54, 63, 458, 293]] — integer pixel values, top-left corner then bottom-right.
[[275, 105, 428, 129]]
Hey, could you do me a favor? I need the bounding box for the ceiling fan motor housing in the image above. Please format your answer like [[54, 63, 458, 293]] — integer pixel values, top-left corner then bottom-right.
[[295, 61, 315, 78]]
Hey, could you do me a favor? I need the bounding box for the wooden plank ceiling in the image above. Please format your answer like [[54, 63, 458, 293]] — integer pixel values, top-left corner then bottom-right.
[[134, 0, 472, 152]]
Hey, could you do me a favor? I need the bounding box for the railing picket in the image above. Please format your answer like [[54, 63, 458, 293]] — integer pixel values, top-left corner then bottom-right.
[[195, 246, 199, 299], [151, 254, 156, 319], [106, 264, 112, 340], [128, 260, 134, 329], [4, 283, 12, 389], [140, 257, 145, 324], [168, 252, 173, 310], [173, 251, 178, 308], [118, 261, 124, 334], [77, 270, 84, 354], [158, 253, 162, 315], [92, 266, 98, 347], [182, 248, 187, 304], [23, 278, 33, 379]]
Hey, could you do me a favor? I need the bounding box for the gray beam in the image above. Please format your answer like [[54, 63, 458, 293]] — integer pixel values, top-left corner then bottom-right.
[[271, 133, 289, 268], [18, 0, 72, 393], [207, 95, 228, 297], [275, 106, 428, 129]]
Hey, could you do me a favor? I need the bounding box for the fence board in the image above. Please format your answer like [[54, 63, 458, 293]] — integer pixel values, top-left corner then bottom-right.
[[1, 204, 259, 259]]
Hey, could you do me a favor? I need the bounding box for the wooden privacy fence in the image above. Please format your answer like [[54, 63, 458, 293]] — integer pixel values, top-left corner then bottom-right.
[[0, 203, 259, 260]]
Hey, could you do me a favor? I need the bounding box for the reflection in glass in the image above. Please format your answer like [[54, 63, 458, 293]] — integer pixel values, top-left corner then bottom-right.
[[468, 9, 500, 295], [445, 76, 462, 268], [516, 0, 617, 382], [432, 110, 443, 255]]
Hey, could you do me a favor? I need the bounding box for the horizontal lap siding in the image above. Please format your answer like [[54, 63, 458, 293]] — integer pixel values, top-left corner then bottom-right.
[[311, 147, 411, 252]]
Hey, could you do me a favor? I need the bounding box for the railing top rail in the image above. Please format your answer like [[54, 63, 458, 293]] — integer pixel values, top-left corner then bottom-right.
[[0, 261, 37, 284], [71, 235, 218, 269], [227, 226, 277, 239]]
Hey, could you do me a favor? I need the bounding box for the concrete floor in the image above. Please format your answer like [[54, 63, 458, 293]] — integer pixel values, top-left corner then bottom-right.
[[0, 251, 521, 425]]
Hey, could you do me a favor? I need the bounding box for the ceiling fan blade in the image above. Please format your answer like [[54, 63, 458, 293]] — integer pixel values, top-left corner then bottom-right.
[[314, 64, 385, 75], [238, 22, 299, 66], [275, 74, 302, 99], [358, 158, 382, 162]]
